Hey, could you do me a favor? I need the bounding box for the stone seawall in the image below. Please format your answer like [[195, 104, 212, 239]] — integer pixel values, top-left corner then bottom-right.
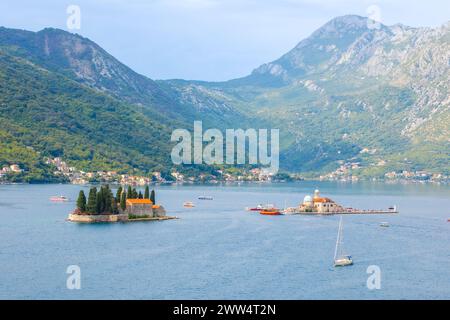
[[68, 213, 128, 223]]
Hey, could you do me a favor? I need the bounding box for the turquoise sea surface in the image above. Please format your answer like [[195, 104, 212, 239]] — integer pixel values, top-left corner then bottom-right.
[[0, 181, 449, 299]]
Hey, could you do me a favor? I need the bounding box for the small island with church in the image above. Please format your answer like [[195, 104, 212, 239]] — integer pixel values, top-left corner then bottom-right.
[[68, 185, 177, 223], [283, 189, 398, 215]]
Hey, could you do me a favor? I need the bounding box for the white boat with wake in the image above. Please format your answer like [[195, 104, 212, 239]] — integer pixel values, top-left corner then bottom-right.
[[50, 195, 69, 202]]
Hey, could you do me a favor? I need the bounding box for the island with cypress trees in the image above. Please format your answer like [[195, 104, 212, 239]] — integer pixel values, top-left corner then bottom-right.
[[68, 184, 175, 223]]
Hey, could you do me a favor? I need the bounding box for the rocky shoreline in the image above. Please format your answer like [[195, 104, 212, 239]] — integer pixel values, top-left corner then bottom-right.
[[67, 212, 178, 223]]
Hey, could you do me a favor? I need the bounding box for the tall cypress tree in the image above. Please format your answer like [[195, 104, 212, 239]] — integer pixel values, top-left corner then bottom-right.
[[86, 187, 97, 214], [150, 189, 155, 204], [132, 188, 138, 198], [76, 190, 87, 212], [120, 191, 127, 211], [96, 190, 103, 214], [115, 186, 123, 202], [111, 197, 119, 214], [127, 186, 133, 199], [96, 185, 110, 214], [103, 185, 113, 213], [138, 191, 143, 199], [144, 186, 150, 199]]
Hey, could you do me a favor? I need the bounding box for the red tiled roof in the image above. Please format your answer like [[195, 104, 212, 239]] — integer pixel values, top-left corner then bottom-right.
[[314, 197, 334, 203], [126, 199, 153, 205]]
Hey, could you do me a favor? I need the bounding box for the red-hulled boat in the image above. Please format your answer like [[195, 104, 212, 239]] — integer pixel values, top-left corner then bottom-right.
[[248, 204, 264, 211], [260, 209, 281, 215]]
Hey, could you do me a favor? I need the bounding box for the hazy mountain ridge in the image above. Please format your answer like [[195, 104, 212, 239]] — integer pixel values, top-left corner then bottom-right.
[[188, 15, 450, 175], [0, 27, 249, 128], [0, 15, 448, 180]]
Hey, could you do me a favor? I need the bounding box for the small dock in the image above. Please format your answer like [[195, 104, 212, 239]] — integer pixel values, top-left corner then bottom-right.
[[292, 209, 398, 215], [125, 216, 178, 222], [338, 210, 398, 215]]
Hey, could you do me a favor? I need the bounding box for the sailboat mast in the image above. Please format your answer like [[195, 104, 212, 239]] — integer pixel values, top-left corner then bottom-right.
[[334, 216, 342, 261]]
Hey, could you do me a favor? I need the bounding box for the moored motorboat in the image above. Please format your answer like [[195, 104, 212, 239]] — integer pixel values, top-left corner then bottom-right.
[[198, 196, 213, 200], [260, 209, 281, 215], [247, 203, 282, 215], [380, 222, 390, 227], [281, 208, 296, 215], [247, 204, 264, 211]]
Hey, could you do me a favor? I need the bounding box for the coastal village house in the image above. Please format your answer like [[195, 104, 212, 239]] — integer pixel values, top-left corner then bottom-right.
[[1, 164, 23, 173], [125, 199, 166, 217]]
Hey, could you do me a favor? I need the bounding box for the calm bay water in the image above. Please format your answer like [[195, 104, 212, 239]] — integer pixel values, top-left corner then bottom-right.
[[0, 181, 449, 299]]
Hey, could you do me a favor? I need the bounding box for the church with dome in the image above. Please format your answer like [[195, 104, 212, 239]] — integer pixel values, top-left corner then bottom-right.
[[297, 189, 345, 214]]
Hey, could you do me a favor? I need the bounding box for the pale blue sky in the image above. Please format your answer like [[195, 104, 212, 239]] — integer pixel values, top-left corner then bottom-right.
[[1, 0, 449, 81]]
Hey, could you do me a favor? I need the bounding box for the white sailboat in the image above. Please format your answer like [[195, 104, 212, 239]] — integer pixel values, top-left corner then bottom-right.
[[334, 216, 353, 267]]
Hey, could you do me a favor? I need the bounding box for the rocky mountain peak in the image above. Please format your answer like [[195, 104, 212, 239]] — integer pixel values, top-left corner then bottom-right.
[[312, 15, 373, 36], [0, 26, 169, 107], [247, 15, 397, 85]]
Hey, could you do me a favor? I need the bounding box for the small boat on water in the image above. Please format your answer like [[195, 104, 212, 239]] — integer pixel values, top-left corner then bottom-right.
[[380, 222, 390, 227], [281, 208, 295, 215], [198, 196, 213, 200], [334, 216, 353, 267], [183, 201, 195, 208], [248, 203, 278, 211], [50, 195, 69, 202], [259, 205, 281, 215], [388, 205, 398, 213], [247, 204, 264, 211], [246, 203, 282, 215], [260, 209, 281, 215]]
